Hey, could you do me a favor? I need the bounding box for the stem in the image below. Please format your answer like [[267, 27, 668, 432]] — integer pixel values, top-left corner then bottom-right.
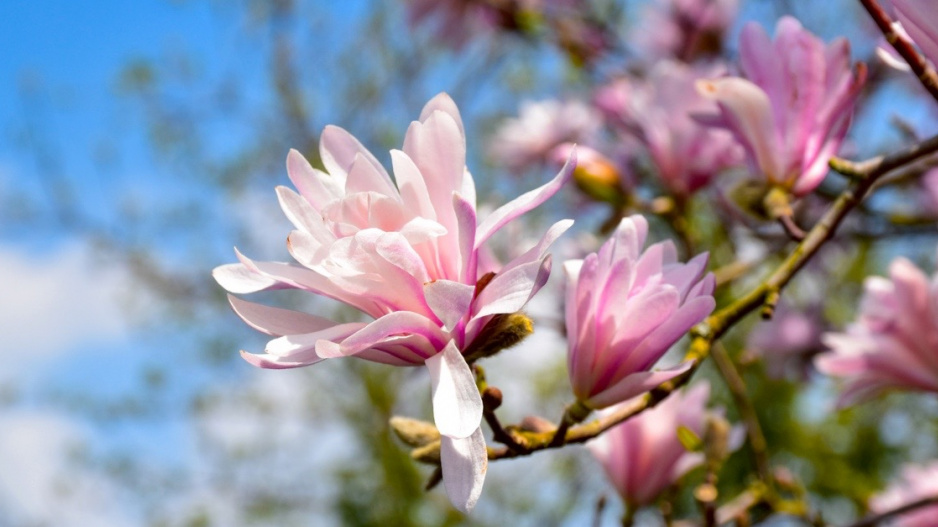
[[860, 0, 938, 103], [778, 213, 806, 241], [478, 133, 938, 463], [842, 495, 938, 527], [710, 343, 773, 484]]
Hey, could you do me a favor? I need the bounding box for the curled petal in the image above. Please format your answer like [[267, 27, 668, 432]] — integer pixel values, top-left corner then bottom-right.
[[475, 148, 575, 248], [440, 427, 487, 513]]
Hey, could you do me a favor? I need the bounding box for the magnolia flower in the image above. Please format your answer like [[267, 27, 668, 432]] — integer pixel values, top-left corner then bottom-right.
[[816, 257, 938, 406], [634, 0, 738, 61], [564, 215, 715, 409], [595, 61, 743, 196], [213, 93, 575, 512], [870, 461, 938, 527], [489, 99, 601, 173], [588, 382, 714, 507], [696, 16, 866, 197]]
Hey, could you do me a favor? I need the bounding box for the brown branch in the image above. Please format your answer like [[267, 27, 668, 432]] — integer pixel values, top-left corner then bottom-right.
[[842, 495, 938, 527], [860, 0, 938, 103], [481, 132, 938, 462], [710, 343, 773, 484]]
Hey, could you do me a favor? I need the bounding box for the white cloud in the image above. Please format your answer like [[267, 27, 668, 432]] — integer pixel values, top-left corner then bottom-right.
[[0, 410, 133, 527], [0, 242, 134, 367]]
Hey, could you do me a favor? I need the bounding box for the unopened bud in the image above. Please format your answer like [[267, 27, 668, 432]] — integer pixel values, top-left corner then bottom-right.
[[389, 416, 440, 448], [703, 414, 732, 467], [411, 439, 441, 464], [694, 482, 719, 504], [729, 179, 773, 220], [482, 387, 503, 411], [551, 143, 626, 206], [462, 312, 534, 363], [519, 415, 556, 434]]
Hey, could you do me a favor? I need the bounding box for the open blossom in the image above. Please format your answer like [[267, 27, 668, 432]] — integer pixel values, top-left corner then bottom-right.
[[595, 61, 743, 196], [696, 16, 866, 197], [212, 93, 575, 512], [588, 382, 713, 507], [489, 99, 600, 173], [634, 0, 738, 61], [564, 215, 715, 409], [816, 257, 938, 406], [870, 461, 938, 527]]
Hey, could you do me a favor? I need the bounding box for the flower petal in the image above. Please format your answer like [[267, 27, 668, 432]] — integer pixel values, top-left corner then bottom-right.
[[227, 295, 336, 336], [427, 341, 483, 438], [586, 362, 694, 409], [474, 148, 575, 249], [424, 280, 475, 331], [440, 428, 487, 513]]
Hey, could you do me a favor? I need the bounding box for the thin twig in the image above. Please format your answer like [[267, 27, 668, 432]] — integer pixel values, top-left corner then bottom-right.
[[481, 132, 938, 462], [860, 0, 938, 103], [841, 495, 938, 527], [710, 343, 773, 484], [778, 214, 807, 241]]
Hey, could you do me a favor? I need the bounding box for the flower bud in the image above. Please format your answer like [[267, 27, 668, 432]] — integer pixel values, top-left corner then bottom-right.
[[389, 416, 440, 448]]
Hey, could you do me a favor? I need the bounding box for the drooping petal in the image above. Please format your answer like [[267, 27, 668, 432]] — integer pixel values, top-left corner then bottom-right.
[[440, 428, 487, 513], [427, 341, 483, 439], [228, 295, 336, 336]]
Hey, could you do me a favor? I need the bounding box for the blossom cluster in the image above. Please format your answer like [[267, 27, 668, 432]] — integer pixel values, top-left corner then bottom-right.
[[211, 0, 938, 521]]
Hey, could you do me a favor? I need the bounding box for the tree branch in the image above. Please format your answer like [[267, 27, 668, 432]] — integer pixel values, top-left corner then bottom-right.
[[842, 495, 938, 527], [859, 0, 938, 104]]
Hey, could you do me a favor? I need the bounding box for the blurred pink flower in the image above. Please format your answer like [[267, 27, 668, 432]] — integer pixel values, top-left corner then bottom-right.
[[816, 257, 938, 406], [893, 0, 938, 66], [406, 0, 504, 49], [213, 93, 575, 512], [696, 16, 867, 197], [489, 99, 601, 173], [870, 461, 938, 527], [564, 215, 715, 409], [588, 382, 713, 507], [748, 302, 824, 379], [634, 0, 738, 61], [595, 61, 743, 196]]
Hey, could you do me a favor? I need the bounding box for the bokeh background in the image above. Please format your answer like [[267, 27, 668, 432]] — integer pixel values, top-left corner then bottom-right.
[[3, 1, 938, 525]]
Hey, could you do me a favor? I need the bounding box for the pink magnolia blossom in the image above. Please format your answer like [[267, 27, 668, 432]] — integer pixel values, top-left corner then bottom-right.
[[816, 257, 938, 406], [489, 99, 601, 173], [213, 93, 576, 512], [870, 461, 938, 527], [564, 215, 715, 409], [696, 16, 867, 197], [588, 382, 713, 507], [893, 0, 938, 67], [595, 61, 743, 196], [634, 0, 738, 61]]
